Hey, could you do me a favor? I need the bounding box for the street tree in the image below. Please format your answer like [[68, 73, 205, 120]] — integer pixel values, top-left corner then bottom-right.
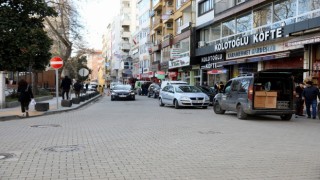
[[0, 0, 57, 71], [44, 0, 85, 77]]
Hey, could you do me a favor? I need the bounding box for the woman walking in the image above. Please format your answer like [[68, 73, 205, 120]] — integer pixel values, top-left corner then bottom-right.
[[17, 79, 34, 117]]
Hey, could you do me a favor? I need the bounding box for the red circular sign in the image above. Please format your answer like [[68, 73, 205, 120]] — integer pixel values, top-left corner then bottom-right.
[[50, 56, 63, 69]]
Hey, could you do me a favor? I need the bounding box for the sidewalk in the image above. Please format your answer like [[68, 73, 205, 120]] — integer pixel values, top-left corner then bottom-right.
[[0, 92, 102, 121]]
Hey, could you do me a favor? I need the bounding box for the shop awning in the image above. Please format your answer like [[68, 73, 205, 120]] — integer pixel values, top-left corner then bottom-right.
[[216, 58, 246, 66], [246, 51, 290, 63]]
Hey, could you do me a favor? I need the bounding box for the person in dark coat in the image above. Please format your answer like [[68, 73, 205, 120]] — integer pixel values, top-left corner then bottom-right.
[[295, 82, 305, 117], [302, 81, 320, 119], [60, 76, 72, 100], [17, 79, 34, 117], [73, 80, 82, 98]]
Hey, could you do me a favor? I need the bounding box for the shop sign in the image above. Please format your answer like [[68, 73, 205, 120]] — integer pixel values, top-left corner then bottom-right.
[[227, 44, 279, 59], [215, 28, 283, 51], [170, 48, 181, 59], [207, 69, 227, 74], [169, 56, 190, 69], [200, 53, 224, 69], [285, 36, 320, 47]]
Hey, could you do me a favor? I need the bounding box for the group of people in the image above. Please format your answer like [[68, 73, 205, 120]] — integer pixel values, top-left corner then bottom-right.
[[17, 76, 83, 117], [295, 80, 320, 119]]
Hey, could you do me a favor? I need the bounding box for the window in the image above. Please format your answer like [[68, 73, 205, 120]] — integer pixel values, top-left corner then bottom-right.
[[175, 18, 182, 34], [199, 0, 214, 16], [298, 0, 320, 15], [200, 28, 210, 41], [253, 4, 272, 28], [231, 80, 240, 91], [236, 13, 252, 33], [273, 0, 296, 23], [239, 78, 250, 93], [222, 19, 236, 37], [210, 24, 221, 41]]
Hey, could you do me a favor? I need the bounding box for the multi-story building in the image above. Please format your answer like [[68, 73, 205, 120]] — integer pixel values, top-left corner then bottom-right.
[[134, 0, 152, 81], [149, 0, 196, 84], [102, 24, 113, 84], [195, 0, 320, 86]]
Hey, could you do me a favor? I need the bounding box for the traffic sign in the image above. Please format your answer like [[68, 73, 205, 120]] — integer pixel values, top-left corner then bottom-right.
[[78, 68, 89, 77], [50, 56, 63, 69]]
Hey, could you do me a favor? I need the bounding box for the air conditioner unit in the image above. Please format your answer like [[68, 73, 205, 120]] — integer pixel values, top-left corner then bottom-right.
[[167, 1, 173, 6], [198, 41, 205, 47], [166, 23, 173, 28]]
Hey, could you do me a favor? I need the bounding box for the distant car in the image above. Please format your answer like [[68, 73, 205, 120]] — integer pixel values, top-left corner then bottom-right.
[[159, 84, 210, 109], [111, 84, 135, 101], [147, 83, 160, 98], [196, 86, 217, 105]]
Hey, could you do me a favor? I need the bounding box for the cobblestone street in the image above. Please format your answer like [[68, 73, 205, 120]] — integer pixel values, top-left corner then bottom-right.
[[0, 95, 319, 180]]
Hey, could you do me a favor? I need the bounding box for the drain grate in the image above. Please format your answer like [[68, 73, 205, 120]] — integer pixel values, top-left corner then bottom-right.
[[0, 153, 15, 160], [31, 124, 61, 128], [198, 131, 222, 134], [42, 145, 83, 152]]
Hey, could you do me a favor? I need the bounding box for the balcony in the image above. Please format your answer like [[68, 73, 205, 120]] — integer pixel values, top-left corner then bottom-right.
[[162, 7, 174, 23], [121, 42, 131, 50], [152, 17, 163, 30], [153, 1, 163, 11], [121, 31, 131, 38]]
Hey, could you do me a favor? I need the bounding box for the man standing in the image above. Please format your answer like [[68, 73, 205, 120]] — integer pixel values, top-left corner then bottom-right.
[[302, 81, 319, 119], [295, 82, 305, 117], [60, 76, 72, 100]]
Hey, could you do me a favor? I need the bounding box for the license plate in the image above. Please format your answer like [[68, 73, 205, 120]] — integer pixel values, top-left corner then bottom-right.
[[193, 100, 202, 103], [119, 95, 126, 97]]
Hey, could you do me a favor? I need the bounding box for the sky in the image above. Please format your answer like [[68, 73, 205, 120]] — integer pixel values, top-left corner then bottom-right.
[[78, 0, 120, 50]]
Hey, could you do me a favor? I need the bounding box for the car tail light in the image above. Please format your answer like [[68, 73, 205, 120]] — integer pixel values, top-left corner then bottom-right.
[[248, 85, 253, 101]]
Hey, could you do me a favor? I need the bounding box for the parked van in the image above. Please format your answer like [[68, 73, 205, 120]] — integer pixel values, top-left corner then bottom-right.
[[160, 80, 188, 89], [213, 70, 296, 120]]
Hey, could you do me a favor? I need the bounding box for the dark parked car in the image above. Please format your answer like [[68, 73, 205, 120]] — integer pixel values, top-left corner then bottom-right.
[[147, 83, 160, 98], [111, 85, 135, 101], [213, 70, 296, 120], [196, 86, 217, 105]]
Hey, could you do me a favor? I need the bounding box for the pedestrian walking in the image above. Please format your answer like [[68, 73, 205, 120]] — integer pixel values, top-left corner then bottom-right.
[[302, 81, 320, 119], [295, 82, 305, 117], [17, 79, 34, 117], [60, 75, 72, 100], [73, 80, 82, 98]]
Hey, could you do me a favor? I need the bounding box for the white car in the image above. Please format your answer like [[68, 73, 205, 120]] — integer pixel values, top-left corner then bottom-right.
[[159, 84, 210, 109]]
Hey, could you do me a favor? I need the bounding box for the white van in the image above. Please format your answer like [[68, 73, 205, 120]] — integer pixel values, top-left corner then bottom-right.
[[160, 80, 188, 89]]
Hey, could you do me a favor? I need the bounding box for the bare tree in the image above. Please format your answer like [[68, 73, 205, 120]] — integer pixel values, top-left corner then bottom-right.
[[44, 0, 85, 76]]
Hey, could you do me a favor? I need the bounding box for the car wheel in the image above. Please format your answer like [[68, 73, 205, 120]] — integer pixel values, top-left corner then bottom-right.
[[159, 98, 164, 106], [174, 99, 180, 109], [132, 96, 135, 100], [213, 102, 225, 114], [280, 114, 292, 120], [237, 104, 247, 119]]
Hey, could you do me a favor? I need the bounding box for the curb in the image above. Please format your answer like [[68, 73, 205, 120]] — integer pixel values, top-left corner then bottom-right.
[[0, 94, 102, 122]]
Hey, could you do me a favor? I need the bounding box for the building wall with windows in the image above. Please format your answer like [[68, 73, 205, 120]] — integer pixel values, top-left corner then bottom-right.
[[195, 0, 320, 86]]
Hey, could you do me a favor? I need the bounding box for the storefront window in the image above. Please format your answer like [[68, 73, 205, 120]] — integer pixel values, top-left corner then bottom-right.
[[298, 0, 320, 14], [222, 19, 236, 37], [210, 24, 221, 41], [236, 13, 252, 34], [273, 0, 296, 23], [253, 4, 272, 28]]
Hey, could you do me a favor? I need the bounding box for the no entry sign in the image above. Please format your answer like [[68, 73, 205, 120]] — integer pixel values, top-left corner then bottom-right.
[[50, 56, 63, 69]]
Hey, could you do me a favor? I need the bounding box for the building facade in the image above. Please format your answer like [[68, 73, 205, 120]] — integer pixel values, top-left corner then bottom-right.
[[195, 0, 320, 86]]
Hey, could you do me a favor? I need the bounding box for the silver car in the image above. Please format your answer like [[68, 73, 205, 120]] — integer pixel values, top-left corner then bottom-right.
[[159, 84, 210, 109]]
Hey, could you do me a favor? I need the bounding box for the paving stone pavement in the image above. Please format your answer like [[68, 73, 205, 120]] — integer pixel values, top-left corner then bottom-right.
[[0, 95, 319, 180]]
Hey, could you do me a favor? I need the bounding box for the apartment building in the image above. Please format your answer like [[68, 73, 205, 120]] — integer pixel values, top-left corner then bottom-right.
[[195, 0, 320, 86], [149, 0, 196, 84]]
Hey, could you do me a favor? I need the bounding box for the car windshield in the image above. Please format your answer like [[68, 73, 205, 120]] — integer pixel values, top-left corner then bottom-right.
[[175, 86, 202, 93], [113, 85, 131, 90]]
